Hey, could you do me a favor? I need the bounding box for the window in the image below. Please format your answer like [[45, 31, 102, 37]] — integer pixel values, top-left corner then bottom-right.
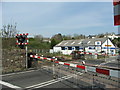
[[61, 47, 65, 50], [79, 47, 83, 49], [89, 47, 95, 49], [65, 47, 68, 50], [97, 42, 100, 44], [75, 46, 79, 50]]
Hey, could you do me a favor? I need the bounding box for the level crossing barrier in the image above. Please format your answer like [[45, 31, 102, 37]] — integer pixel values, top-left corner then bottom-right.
[[30, 55, 120, 78]]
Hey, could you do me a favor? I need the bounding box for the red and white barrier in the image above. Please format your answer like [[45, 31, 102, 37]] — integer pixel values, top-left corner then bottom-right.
[[113, 0, 120, 26], [55, 61, 120, 78], [30, 55, 57, 61], [16, 33, 28, 36], [30, 55, 120, 78], [16, 42, 28, 45]]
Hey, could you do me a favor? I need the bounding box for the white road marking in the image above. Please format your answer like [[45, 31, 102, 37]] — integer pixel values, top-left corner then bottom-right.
[[26, 72, 83, 89], [26, 75, 71, 89], [34, 76, 73, 88], [0, 80, 21, 89], [26, 79, 56, 88], [35, 73, 83, 88]]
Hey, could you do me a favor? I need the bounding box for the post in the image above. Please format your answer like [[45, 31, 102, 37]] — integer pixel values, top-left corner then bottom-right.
[[53, 61, 55, 75], [26, 46, 28, 68], [107, 39, 108, 56], [53, 57, 55, 79]]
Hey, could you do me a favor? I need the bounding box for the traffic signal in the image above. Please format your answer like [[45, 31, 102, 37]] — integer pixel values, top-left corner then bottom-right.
[[16, 33, 28, 49]]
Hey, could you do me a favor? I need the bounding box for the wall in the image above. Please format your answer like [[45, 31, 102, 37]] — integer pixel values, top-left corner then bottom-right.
[[53, 47, 61, 53], [2, 49, 26, 74], [61, 50, 73, 55]]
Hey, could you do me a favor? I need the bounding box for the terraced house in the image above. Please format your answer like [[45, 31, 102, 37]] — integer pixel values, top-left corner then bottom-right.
[[53, 37, 116, 55]]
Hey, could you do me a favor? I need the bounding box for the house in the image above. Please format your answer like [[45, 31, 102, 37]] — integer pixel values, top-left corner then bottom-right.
[[43, 38, 51, 43], [87, 35, 97, 39], [53, 37, 116, 55], [104, 34, 120, 40]]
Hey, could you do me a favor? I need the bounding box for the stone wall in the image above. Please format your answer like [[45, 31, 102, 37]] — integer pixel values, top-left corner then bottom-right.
[[2, 49, 26, 74]]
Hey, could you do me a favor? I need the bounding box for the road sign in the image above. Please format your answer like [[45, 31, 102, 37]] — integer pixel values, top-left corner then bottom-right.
[[16, 33, 29, 46], [16, 33, 29, 68], [105, 45, 111, 47]]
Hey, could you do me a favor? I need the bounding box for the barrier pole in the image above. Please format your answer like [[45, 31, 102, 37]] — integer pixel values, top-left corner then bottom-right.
[[26, 46, 28, 68], [52, 57, 55, 79]]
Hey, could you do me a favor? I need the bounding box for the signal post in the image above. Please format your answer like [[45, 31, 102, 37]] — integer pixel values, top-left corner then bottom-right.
[[16, 33, 29, 68]]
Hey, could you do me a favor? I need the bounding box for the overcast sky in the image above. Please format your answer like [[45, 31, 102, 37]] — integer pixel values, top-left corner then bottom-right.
[[1, 2, 118, 37]]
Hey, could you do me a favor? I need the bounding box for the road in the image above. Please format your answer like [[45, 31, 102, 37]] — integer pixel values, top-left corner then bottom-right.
[[69, 56, 119, 68], [1, 56, 119, 89], [1, 64, 119, 89], [1, 68, 85, 89]]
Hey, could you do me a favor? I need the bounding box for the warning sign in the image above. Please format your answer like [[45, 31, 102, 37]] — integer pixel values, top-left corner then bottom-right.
[[105, 45, 111, 47]]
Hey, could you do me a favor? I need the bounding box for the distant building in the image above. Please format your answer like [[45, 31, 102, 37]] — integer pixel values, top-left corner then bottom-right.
[[53, 38, 116, 55], [87, 35, 97, 39], [104, 34, 120, 40], [43, 38, 51, 43]]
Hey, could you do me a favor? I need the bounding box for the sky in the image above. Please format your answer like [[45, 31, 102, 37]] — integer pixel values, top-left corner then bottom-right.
[[1, 2, 118, 38]]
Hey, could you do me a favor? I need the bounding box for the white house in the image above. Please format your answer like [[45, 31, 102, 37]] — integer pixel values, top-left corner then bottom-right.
[[53, 37, 116, 55], [104, 34, 120, 40]]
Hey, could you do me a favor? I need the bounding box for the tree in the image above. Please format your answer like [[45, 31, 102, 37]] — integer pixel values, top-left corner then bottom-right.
[[1, 23, 19, 49], [50, 39, 57, 49], [34, 34, 43, 42], [51, 33, 63, 42], [50, 33, 63, 48], [28, 38, 51, 49], [1, 23, 18, 38], [62, 35, 72, 40], [112, 38, 120, 48]]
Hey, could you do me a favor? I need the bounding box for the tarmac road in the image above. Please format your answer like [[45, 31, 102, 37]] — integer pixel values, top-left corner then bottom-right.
[[69, 56, 120, 68], [0, 67, 98, 89], [1, 57, 119, 89]]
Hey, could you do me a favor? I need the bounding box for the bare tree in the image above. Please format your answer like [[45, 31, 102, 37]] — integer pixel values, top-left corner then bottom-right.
[[1, 23, 18, 38]]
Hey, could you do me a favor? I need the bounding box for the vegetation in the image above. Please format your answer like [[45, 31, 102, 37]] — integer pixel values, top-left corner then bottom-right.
[[28, 38, 51, 49], [1, 24, 119, 50], [112, 37, 120, 48]]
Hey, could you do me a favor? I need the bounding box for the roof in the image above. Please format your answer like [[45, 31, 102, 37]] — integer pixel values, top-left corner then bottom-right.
[[55, 37, 108, 47]]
